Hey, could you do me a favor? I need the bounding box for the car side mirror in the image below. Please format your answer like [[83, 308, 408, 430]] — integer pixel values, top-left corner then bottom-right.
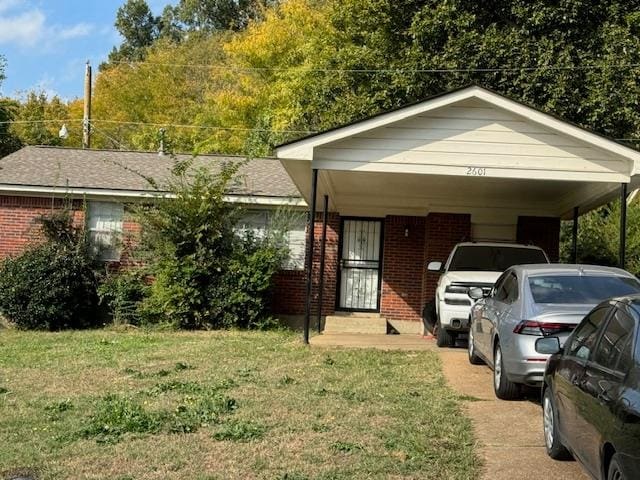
[[535, 337, 561, 355], [468, 287, 485, 301], [427, 261, 442, 272]]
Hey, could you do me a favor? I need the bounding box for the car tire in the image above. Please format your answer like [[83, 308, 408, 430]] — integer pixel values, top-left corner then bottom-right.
[[468, 320, 483, 365], [493, 341, 521, 400], [542, 387, 571, 460], [436, 321, 455, 348], [608, 453, 626, 480]]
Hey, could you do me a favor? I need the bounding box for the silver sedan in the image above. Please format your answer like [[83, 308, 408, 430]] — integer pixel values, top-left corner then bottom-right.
[[467, 264, 640, 400]]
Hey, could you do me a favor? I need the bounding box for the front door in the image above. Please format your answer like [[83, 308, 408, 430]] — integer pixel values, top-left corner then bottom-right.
[[338, 219, 383, 311]]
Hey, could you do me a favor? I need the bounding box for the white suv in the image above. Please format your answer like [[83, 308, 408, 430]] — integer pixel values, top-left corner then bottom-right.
[[427, 242, 549, 347]]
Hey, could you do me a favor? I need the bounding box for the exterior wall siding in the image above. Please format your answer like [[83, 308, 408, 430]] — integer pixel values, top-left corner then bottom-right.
[[380, 216, 426, 322]]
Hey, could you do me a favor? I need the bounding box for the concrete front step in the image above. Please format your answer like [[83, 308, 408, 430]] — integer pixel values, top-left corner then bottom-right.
[[324, 314, 387, 334]]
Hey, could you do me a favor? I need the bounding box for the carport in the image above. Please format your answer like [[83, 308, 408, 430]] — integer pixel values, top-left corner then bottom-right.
[[275, 86, 640, 342]]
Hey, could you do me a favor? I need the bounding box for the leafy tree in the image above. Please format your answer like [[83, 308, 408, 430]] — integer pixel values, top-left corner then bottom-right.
[[560, 199, 640, 276], [0, 98, 22, 157], [9, 91, 81, 147], [108, 0, 161, 63], [94, 34, 230, 151], [169, 0, 276, 32], [0, 56, 23, 157]]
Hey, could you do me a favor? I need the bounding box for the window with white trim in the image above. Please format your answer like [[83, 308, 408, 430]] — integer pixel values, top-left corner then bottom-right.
[[237, 210, 306, 270], [87, 201, 124, 261]]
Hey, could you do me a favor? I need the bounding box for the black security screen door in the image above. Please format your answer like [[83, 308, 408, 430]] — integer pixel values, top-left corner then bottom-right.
[[338, 219, 383, 311]]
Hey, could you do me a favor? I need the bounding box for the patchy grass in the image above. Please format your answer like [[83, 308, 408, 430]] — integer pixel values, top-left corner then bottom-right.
[[0, 329, 479, 479]]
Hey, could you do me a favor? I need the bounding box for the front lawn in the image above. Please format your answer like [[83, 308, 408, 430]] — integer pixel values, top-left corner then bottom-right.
[[0, 329, 478, 479]]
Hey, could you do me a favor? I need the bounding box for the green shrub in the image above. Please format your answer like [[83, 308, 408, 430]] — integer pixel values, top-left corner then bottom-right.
[[98, 269, 150, 325], [0, 209, 100, 330], [135, 159, 289, 329]]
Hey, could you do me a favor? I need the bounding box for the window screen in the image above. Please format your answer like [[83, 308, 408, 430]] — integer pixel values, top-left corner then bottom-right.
[[87, 201, 124, 261], [237, 210, 307, 270]]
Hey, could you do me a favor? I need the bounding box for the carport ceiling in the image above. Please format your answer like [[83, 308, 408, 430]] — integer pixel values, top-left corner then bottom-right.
[[321, 169, 614, 218]]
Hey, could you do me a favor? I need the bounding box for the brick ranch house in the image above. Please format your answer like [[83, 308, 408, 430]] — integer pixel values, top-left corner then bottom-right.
[[2, 86, 640, 335]]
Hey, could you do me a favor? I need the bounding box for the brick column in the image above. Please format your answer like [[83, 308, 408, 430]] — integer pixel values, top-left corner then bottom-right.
[[380, 216, 426, 322]]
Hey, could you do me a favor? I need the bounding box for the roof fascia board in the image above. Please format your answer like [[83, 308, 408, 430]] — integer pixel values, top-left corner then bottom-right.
[[0, 184, 306, 207]]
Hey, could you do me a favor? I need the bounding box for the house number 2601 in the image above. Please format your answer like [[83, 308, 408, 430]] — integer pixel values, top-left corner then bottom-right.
[[466, 167, 487, 176]]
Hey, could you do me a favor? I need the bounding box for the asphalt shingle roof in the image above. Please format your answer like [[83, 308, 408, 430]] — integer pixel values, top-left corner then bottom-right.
[[0, 146, 301, 198]]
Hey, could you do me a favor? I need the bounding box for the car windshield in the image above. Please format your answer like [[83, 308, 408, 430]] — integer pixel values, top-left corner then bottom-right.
[[528, 275, 640, 304], [448, 246, 548, 272]]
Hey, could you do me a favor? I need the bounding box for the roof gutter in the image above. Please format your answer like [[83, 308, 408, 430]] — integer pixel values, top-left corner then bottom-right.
[[0, 184, 307, 207]]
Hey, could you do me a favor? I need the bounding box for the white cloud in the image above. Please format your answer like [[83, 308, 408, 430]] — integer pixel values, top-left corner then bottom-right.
[[0, 2, 92, 48], [0, 0, 24, 13], [0, 8, 45, 46], [57, 23, 92, 40]]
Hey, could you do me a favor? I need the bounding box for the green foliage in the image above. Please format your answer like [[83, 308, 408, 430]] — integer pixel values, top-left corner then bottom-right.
[[82, 390, 238, 442], [0, 209, 100, 330], [0, 98, 22, 158], [212, 419, 266, 441], [108, 0, 162, 62], [82, 394, 163, 442], [98, 269, 150, 325], [330, 441, 363, 454], [560, 199, 640, 275], [135, 158, 287, 329]]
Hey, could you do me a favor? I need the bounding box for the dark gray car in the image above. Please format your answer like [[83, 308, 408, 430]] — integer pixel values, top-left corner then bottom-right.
[[467, 264, 640, 400]]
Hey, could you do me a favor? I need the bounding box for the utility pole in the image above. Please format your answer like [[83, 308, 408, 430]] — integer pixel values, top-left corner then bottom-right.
[[83, 61, 92, 149]]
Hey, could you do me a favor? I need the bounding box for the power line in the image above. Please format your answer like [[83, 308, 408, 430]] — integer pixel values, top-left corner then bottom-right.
[[0, 118, 318, 134], [109, 60, 640, 74]]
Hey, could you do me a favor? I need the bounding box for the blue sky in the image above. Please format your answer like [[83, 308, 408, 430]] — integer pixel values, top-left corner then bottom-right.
[[0, 0, 172, 100]]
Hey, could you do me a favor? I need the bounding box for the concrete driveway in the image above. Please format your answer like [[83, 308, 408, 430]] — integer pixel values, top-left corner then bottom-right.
[[438, 347, 589, 480]]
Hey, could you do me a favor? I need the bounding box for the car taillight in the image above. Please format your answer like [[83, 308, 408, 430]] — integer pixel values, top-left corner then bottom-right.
[[513, 321, 575, 337]]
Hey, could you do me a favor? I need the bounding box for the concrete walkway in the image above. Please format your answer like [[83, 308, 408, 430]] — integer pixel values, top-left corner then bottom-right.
[[311, 333, 588, 480]]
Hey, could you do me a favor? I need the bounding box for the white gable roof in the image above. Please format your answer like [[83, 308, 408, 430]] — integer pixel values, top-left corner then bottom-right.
[[276, 86, 640, 183]]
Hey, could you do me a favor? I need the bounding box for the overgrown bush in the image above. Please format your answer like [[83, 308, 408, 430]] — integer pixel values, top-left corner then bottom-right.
[[98, 269, 150, 326], [0, 209, 100, 330], [134, 158, 290, 329]]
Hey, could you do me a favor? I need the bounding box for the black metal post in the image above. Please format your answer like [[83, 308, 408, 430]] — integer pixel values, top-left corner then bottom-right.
[[620, 182, 628, 269], [303, 169, 319, 344], [316, 195, 329, 333], [571, 206, 579, 264]]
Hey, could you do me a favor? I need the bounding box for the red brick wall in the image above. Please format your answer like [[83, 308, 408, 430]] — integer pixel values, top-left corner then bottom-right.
[[517, 216, 561, 262], [0, 196, 84, 260], [380, 216, 426, 322], [271, 212, 340, 316], [422, 213, 472, 304]]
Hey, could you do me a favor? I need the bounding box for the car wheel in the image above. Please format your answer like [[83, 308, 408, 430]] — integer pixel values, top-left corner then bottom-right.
[[468, 320, 483, 365], [493, 341, 521, 400], [542, 387, 571, 460], [608, 453, 626, 480], [436, 321, 455, 348]]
